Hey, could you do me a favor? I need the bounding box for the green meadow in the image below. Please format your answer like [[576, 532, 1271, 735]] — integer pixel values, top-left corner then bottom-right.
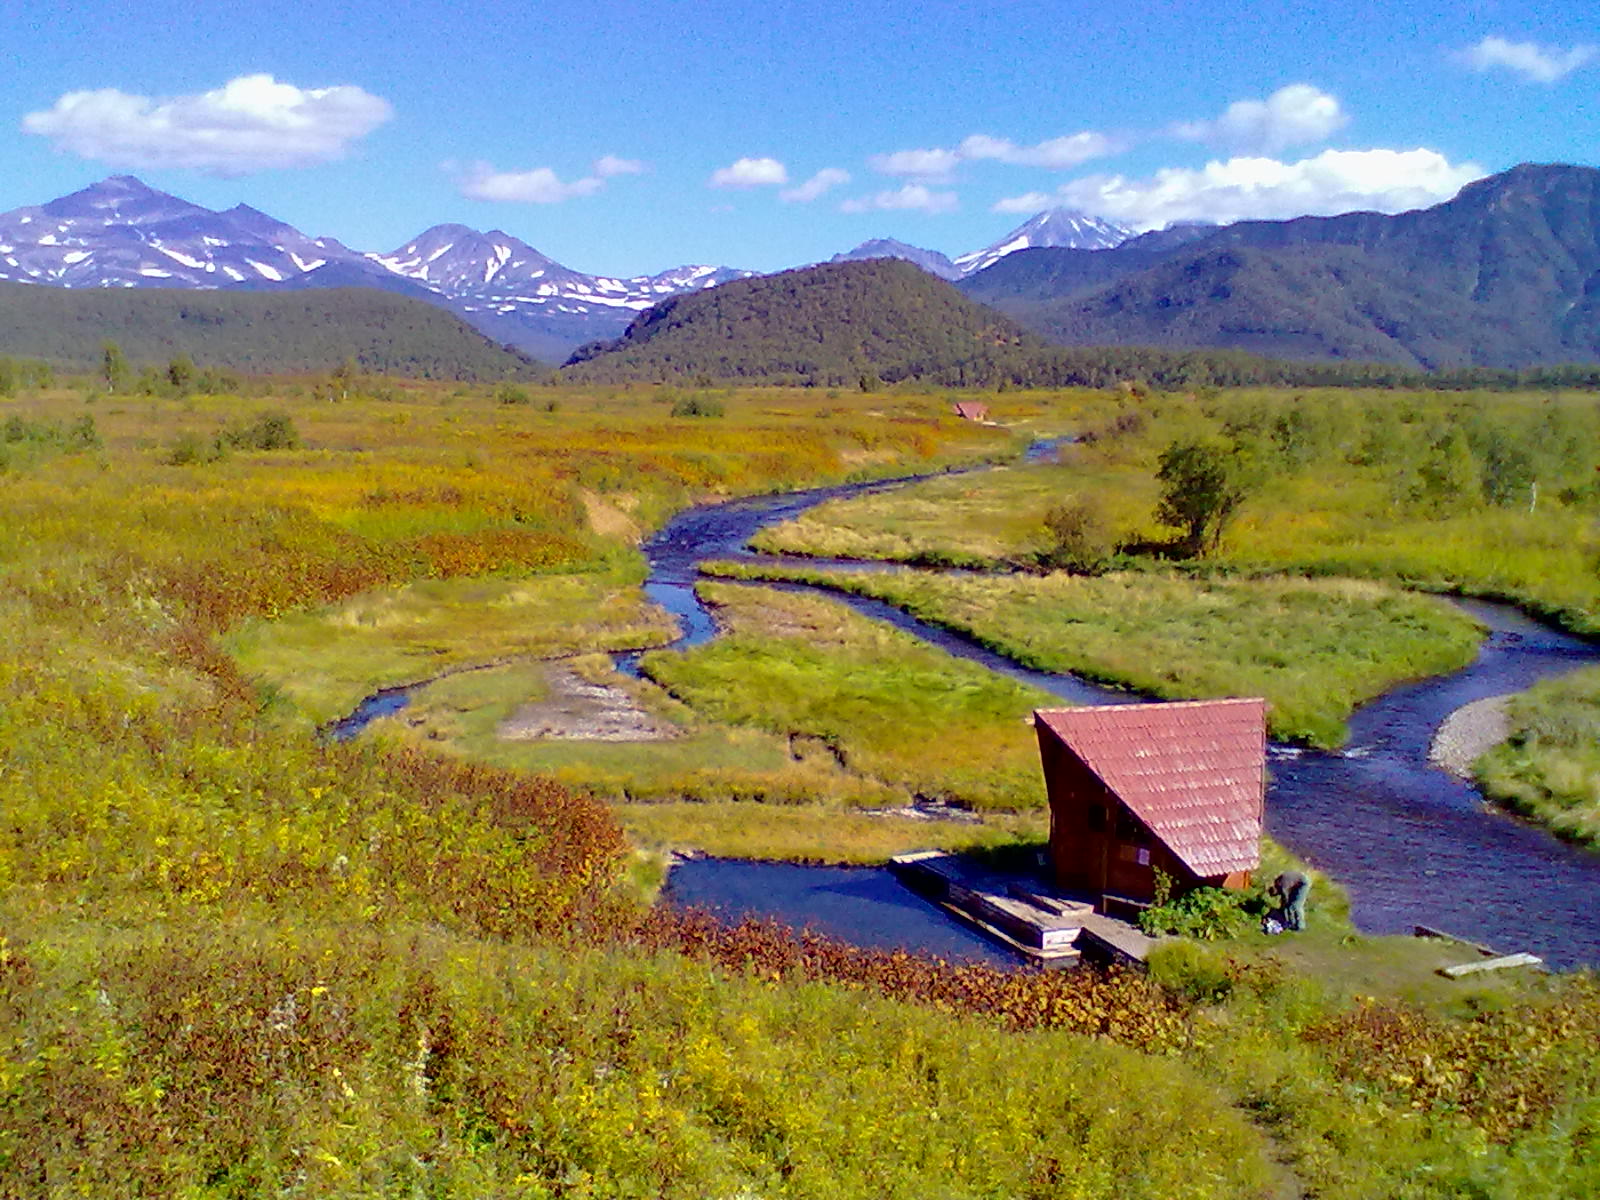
[[5, 373, 1600, 1196], [705, 562, 1482, 748]]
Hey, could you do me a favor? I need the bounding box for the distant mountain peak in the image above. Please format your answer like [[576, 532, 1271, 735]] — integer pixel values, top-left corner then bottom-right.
[[830, 237, 960, 280], [954, 208, 1133, 275]]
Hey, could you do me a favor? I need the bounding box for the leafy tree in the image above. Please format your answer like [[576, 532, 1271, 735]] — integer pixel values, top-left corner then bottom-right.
[[1155, 436, 1254, 556], [1415, 427, 1480, 514], [167, 354, 195, 392], [100, 340, 129, 393]]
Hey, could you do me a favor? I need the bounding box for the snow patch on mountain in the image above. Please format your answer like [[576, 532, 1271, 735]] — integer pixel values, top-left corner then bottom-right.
[[953, 208, 1134, 275]]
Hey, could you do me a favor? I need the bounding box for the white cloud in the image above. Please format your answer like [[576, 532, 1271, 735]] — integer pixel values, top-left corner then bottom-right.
[[868, 147, 962, 181], [1172, 84, 1347, 153], [708, 156, 788, 188], [1058, 148, 1484, 231], [593, 154, 645, 177], [1460, 35, 1597, 83], [458, 162, 605, 203], [958, 131, 1117, 168], [840, 184, 958, 214], [991, 191, 1055, 214], [21, 73, 391, 174], [780, 166, 850, 203]]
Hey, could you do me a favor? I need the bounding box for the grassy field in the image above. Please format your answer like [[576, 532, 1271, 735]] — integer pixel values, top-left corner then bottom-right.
[[705, 561, 1482, 747], [226, 565, 679, 723], [642, 582, 1060, 810], [8, 375, 1600, 1196], [749, 388, 1600, 634], [1477, 664, 1600, 845]]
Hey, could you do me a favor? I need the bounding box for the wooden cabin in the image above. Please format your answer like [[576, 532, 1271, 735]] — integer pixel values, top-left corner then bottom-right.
[[1034, 698, 1265, 909], [951, 401, 990, 422]]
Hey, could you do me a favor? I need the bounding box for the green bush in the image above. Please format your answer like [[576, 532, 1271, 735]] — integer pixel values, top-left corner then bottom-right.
[[166, 431, 225, 466], [670, 392, 725, 418], [1139, 878, 1260, 940], [222, 412, 299, 451]]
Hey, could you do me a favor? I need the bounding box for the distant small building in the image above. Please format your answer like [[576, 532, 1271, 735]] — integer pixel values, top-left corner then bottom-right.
[[1034, 698, 1265, 908], [951, 401, 990, 422]]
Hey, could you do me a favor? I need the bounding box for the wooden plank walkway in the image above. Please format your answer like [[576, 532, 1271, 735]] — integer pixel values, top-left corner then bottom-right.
[[890, 851, 1158, 966]]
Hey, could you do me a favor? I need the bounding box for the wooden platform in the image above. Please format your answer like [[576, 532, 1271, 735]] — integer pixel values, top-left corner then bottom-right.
[[890, 851, 1157, 966], [1413, 924, 1545, 978]]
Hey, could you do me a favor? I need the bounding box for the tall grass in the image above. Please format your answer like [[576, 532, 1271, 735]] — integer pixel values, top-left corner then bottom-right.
[[707, 562, 1482, 747], [1477, 664, 1600, 845], [641, 583, 1059, 810]]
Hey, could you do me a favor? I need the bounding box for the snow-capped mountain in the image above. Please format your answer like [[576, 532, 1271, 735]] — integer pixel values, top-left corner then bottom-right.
[[952, 208, 1134, 275], [828, 238, 961, 281], [0, 175, 361, 289], [0, 177, 752, 361]]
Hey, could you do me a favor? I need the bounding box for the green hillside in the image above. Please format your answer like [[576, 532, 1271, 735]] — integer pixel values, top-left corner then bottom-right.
[[0, 282, 540, 379], [961, 163, 1600, 369], [564, 258, 1040, 385]]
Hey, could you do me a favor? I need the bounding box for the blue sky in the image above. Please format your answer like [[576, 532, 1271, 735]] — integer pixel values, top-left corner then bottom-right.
[[2, 0, 1595, 275]]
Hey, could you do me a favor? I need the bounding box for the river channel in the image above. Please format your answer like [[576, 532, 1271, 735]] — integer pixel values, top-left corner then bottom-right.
[[335, 443, 1600, 969]]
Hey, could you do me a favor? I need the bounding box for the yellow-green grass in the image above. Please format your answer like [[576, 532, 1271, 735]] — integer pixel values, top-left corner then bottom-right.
[[1477, 664, 1600, 846], [225, 566, 677, 723], [750, 454, 1161, 566], [748, 387, 1600, 634], [10, 378, 1600, 1199], [617, 802, 1049, 865], [3, 921, 1280, 1200], [641, 583, 1058, 811], [706, 562, 1482, 747], [371, 657, 898, 808]]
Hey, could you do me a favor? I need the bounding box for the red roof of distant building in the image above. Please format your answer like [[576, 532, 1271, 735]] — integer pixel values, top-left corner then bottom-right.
[[1036, 698, 1265, 877], [952, 401, 990, 420]]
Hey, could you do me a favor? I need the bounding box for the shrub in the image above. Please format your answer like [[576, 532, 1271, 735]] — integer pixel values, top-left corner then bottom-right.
[[1041, 495, 1116, 572], [670, 392, 724, 418], [496, 383, 531, 406], [166, 431, 224, 466], [222, 412, 299, 451], [1139, 877, 1260, 940], [1147, 940, 1236, 1003]]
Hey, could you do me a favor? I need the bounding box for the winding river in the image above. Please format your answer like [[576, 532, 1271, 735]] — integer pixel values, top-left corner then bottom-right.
[[338, 443, 1600, 969]]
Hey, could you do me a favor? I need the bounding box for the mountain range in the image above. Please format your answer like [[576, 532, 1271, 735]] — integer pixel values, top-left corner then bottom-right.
[[0, 176, 1127, 363], [959, 163, 1600, 369]]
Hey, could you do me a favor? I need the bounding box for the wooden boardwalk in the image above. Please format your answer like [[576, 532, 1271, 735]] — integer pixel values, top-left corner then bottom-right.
[[890, 851, 1158, 966]]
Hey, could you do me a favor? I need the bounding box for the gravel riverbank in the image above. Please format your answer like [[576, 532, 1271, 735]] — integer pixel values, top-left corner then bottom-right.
[[1429, 693, 1513, 779]]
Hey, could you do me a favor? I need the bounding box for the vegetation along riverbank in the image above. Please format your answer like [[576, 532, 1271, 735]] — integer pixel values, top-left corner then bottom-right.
[[4, 366, 1600, 1196]]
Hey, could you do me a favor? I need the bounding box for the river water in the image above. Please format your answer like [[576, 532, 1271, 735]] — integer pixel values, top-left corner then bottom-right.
[[643, 458, 1600, 970], [331, 443, 1600, 968]]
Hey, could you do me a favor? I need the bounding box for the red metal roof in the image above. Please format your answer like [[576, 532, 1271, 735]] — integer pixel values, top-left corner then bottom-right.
[[1035, 698, 1265, 878], [952, 401, 990, 420]]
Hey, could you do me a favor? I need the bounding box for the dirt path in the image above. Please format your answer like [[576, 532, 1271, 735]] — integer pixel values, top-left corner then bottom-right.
[[1428, 693, 1513, 778], [497, 663, 678, 742]]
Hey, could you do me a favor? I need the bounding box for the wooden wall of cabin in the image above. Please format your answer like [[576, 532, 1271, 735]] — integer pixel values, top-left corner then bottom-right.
[[1037, 729, 1200, 904]]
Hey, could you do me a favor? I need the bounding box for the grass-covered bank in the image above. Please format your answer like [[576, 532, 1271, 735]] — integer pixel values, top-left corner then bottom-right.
[[1477, 665, 1600, 846], [705, 561, 1481, 748], [8, 376, 1600, 1196], [642, 583, 1058, 810], [749, 387, 1600, 636]]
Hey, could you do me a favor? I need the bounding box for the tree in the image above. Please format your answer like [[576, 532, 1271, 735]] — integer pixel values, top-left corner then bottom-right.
[[1155, 436, 1253, 556], [167, 354, 195, 392], [100, 341, 129, 394]]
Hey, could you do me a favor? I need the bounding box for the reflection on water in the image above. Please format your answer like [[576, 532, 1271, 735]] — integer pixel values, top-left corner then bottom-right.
[[661, 858, 1015, 966]]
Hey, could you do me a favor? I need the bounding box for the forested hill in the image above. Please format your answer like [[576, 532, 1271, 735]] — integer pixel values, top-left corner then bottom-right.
[[960, 163, 1600, 369], [563, 259, 1040, 386], [0, 282, 540, 379]]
